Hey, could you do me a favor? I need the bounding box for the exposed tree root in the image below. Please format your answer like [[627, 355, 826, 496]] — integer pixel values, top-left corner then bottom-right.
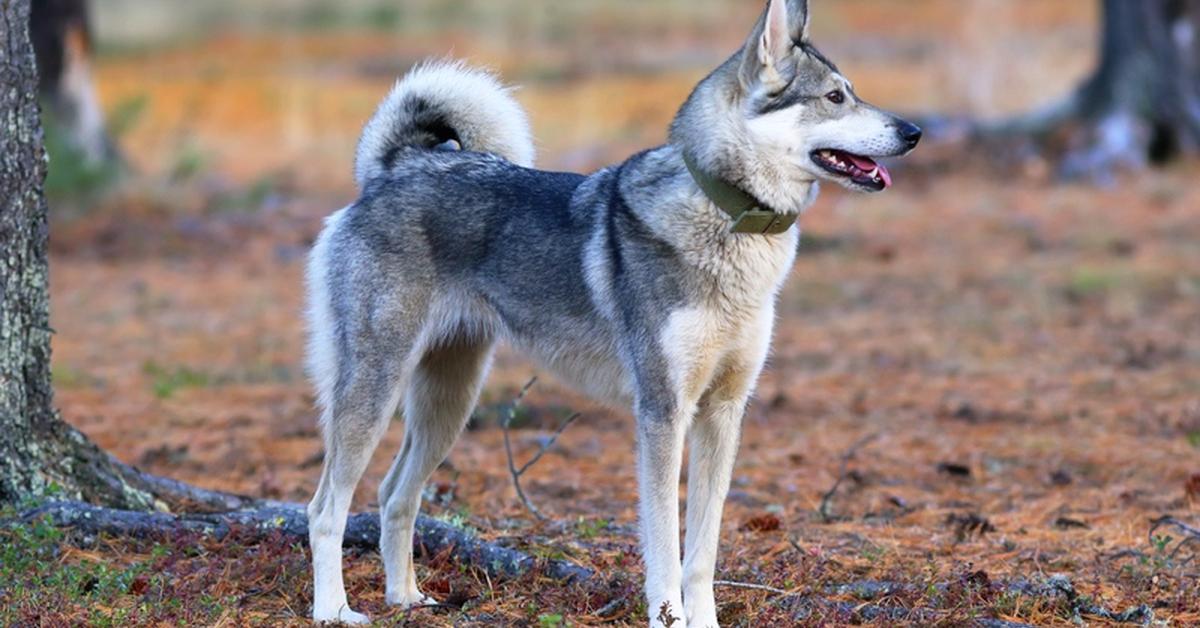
[[7, 499, 1167, 624], [15, 500, 594, 583]]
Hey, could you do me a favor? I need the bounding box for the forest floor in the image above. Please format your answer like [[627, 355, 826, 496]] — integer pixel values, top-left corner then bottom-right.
[[4, 1, 1200, 625]]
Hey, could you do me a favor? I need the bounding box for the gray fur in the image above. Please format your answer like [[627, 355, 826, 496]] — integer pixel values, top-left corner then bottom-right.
[[305, 1, 919, 626]]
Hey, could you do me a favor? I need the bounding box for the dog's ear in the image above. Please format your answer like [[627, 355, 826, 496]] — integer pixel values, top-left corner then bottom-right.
[[740, 0, 794, 92], [788, 0, 811, 43]]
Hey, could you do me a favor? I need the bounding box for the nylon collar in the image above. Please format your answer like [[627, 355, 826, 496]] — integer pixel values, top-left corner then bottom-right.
[[682, 152, 796, 235]]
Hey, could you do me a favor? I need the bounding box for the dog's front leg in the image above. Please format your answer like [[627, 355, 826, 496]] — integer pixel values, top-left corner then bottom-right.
[[681, 391, 751, 628], [636, 395, 690, 628], [682, 323, 771, 628]]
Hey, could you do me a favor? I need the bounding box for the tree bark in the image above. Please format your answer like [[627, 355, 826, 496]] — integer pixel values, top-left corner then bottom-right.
[[0, 0, 153, 509]]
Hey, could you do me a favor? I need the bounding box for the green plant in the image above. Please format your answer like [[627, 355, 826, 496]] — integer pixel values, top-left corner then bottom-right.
[[142, 361, 213, 399], [574, 517, 610, 539]]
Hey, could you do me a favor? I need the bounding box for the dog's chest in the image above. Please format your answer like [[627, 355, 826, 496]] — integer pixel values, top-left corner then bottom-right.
[[694, 229, 799, 317]]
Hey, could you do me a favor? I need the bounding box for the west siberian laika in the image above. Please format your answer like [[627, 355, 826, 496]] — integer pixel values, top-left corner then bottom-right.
[[305, 0, 920, 625]]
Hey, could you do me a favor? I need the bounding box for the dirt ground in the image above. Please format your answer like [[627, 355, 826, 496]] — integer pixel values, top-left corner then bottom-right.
[[27, 1, 1200, 625]]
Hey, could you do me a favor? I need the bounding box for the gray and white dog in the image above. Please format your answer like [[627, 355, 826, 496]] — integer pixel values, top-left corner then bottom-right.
[[305, 0, 920, 625]]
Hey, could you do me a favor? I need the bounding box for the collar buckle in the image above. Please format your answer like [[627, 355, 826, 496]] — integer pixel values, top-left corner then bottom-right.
[[730, 209, 794, 235], [682, 152, 796, 235]]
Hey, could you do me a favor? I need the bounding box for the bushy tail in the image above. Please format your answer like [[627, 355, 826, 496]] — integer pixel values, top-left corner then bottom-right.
[[354, 60, 535, 188]]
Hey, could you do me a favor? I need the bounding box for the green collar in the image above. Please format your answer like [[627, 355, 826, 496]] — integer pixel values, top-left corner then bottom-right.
[[682, 152, 796, 235]]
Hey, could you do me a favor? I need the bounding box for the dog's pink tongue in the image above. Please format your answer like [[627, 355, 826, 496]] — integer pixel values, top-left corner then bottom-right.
[[844, 153, 893, 188], [845, 154, 877, 171]]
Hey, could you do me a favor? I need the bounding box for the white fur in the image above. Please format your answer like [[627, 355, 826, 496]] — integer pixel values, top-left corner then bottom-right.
[[355, 60, 536, 188], [803, 112, 904, 161], [304, 207, 348, 424]]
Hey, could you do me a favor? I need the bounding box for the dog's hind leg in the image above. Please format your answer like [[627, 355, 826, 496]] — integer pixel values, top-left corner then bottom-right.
[[307, 320, 424, 624], [378, 333, 494, 608]]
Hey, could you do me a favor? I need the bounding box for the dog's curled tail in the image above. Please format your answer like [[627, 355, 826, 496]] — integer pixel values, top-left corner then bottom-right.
[[354, 60, 535, 188]]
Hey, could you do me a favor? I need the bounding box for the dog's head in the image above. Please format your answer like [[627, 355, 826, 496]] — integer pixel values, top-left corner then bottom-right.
[[674, 0, 920, 203], [741, 0, 920, 192]]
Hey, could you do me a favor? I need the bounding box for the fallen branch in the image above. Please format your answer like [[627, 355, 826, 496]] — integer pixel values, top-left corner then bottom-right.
[[502, 377, 581, 520], [817, 432, 879, 523], [14, 500, 593, 583]]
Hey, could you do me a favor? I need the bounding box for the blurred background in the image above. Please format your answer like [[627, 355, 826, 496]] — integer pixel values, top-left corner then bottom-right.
[[58, 0, 1102, 189], [33, 0, 1199, 623]]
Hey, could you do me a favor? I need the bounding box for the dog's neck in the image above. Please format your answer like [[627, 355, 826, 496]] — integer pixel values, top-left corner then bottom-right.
[[681, 151, 797, 235], [669, 56, 820, 224]]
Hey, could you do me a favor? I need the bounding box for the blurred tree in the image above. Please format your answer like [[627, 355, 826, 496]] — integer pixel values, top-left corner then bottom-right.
[[30, 0, 117, 165], [993, 0, 1200, 175], [1, 0, 152, 509], [1067, 0, 1200, 171]]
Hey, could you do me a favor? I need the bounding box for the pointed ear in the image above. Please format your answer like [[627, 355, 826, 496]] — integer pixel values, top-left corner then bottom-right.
[[788, 0, 811, 42], [759, 0, 791, 67], [740, 0, 793, 90]]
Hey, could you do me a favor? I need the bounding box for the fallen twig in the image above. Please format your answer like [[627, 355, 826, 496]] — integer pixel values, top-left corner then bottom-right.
[[502, 377, 581, 520], [817, 432, 879, 522], [714, 580, 794, 596], [1148, 515, 1200, 565]]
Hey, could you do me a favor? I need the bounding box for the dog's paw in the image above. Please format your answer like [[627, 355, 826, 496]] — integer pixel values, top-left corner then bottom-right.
[[313, 605, 370, 625], [685, 598, 719, 628], [386, 589, 438, 609]]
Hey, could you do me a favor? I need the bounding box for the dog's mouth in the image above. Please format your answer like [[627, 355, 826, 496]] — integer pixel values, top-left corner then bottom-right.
[[811, 149, 892, 191]]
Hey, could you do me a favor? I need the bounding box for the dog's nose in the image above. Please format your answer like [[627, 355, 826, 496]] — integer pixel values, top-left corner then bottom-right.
[[896, 121, 922, 148]]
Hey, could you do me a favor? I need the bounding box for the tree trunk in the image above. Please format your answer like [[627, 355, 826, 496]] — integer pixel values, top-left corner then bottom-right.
[[1060, 0, 1200, 174], [0, 0, 152, 509], [962, 0, 1200, 177], [29, 0, 115, 164]]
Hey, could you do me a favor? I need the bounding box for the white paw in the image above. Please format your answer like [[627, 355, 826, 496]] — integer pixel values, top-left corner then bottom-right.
[[313, 605, 370, 625], [386, 589, 438, 609], [685, 598, 719, 628]]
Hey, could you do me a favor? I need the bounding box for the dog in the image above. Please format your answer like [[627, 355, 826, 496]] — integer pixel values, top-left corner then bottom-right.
[[304, 0, 920, 625]]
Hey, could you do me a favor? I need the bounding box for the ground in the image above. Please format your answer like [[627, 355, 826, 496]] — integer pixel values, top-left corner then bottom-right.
[[4, 1, 1199, 625]]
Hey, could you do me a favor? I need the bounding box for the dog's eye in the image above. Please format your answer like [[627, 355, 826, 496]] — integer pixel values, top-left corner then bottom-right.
[[825, 90, 845, 104]]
